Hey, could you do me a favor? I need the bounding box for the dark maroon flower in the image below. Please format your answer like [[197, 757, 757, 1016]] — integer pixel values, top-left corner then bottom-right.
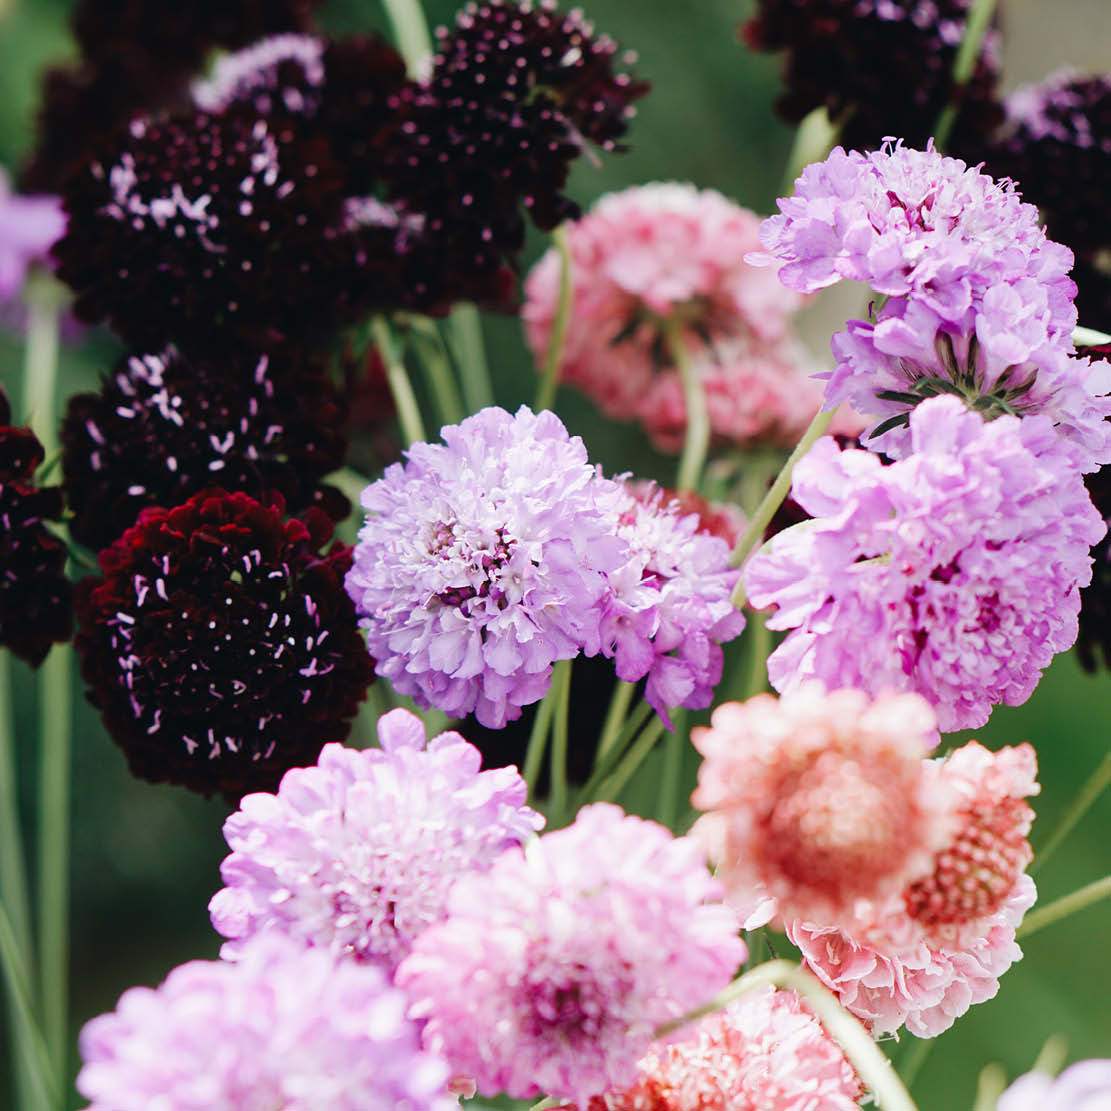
[[62, 345, 350, 552], [741, 0, 1002, 155], [75, 489, 374, 798], [0, 390, 73, 667], [52, 110, 348, 351]]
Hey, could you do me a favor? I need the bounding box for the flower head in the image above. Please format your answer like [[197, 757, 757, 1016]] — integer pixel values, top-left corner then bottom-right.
[[62, 345, 349, 551], [75, 489, 373, 798], [77, 933, 454, 1111], [210, 706, 543, 971], [0, 392, 73, 666], [998, 1059, 1111, 1111], [745, 396, 1105, 731], [397, 803, 745, 1105], [0, 169, 65, 302], [692, 687, 948, 927], [345, 406, 627, 728]]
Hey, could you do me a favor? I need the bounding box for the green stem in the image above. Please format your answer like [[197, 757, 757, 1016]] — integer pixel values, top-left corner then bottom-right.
[[37, 644, 71, 1079], [898, 1037, 935, 1091], [448, 305, 495, 412], [971, 1064, 1008, 1111], [0, 903, 56, 1111], [534, 225, 573, 413], [659, 960, 917, 1111], [523, 681, 558, 795], [22, 287, 61, 457], [933, 0, 999, 150], [1031, 750, 1111, 876], [409, 321, 467, 427], [780, 106, 840, 194], [1017, 875, 1111, 940], [1073, 325, 1111, 347], [740, 609, 771, 699], [595, 680, 635, 764], [372, 316, 427, 446], [581, 696, 654, 799], [594, 717, 665, 803], [547, 660, 572, 827], [656, 713, 686, 829], [728, 406, 836, 593], [379, 0, 433, 75], [665, 321, 710, 494]]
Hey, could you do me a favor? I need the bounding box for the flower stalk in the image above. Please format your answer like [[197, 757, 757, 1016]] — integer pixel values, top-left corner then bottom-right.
[[534, 225, 573, 414]]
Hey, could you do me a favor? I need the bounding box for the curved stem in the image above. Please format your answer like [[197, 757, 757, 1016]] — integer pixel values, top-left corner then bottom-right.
[[448, 306, 494, 413], [898, 1036, 935, 1091], [581, 696, 654, 799], [408, 320, 466, 427], [595, 679, 635, 764], [372, 316, 427, 446], [1031, 750, 1111, 876], [379, 0, 433, 75], [665, 321, 709, 494], [593, 717, 665, 804], [1017, 875, 1111, 940], [523, 681, 558, 795], [534, 225, 573, 414], [659, 960, 917, 1111], [547, 661, 572, 827]]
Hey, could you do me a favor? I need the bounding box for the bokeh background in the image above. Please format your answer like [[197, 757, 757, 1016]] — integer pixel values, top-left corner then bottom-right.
[[1, 0, 1109, 1107]]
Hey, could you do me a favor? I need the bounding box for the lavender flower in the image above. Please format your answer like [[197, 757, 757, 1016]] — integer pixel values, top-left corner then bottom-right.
[[744, 396, 1106, 731], [344, 406, 628, 729], [0, 168, 65, 301], [210, 707, 543, 971], [998, 1059, 1111, 1111], [397, 803, 745, 1105], [77, 933, 454, 1111]]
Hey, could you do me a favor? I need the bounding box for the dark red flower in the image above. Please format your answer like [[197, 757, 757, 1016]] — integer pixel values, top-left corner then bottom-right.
[[75, 490, 374, 798], [62, 345, 350, 552], [0, 390, 73, 666]]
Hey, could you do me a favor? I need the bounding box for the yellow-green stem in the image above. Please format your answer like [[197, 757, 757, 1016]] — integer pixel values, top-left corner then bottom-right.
[[595, 680, 635, 764], [547, 660, 572, 827], [379, 0, 433, 75], [448, 305, 495, 412], [665, 321, 709, 494], [656, 713, 686, 829], [1017, 875, 1111, 940], [409, 321, 467, 427], [971, 1064, 1008, 1111], [898, 1037, 935, 1091], [1031, 750, 1111, 876], [372, 316, 427, 446], [22, 286, 60, 456], [523, 681, 558, 795], [534, 225, 573, 413], [593, 717, 665, 803], [933, 0, 999, 150]]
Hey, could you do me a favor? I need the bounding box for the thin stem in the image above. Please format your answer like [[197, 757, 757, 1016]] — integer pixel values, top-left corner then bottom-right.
[[522, 682, 558, 794], [547, 661, 572, 827], [780, 105, 840, 194], [22, 285, 61, 457], [595, 680, 635, 764], [1031, 750, 1111, 876], [933, 0, 999, 150], [534, 225, 573, 413], [898, 1037, 935, 1091], [740, 609, 771, 700], [448, 305, 495, 412], [409, 321, 467, 427], [372, 316, 427, 446], [0, 903, 56, 1111], [594, 717, 666, 803], [379, 0, 433, 75], [665, 321, 710, 494], [656, 713, 686, 829], [37, 643, 72, 1079], [1074, 325, 1111, 347], [971, 1064, 1008, 1111], [581, 696, 654, 800], [1017, 875, 1111, 940], [659, 960, 917, 1111], [728, 406, 836, 592]]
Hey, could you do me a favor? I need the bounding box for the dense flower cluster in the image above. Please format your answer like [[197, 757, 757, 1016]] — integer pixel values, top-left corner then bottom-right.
[[75, 490, 373, 798], [741, 0, 1002, 154], [0, 390, 73, 666], [397, 803, 745, 1105], [346, 407, 744, 727], [523, 183, 833, 450], [745, 397, 1105, 731], [77, 933, 454, 1111], [998, 1059, 1111, 1110], [62, 345, 349, 551], [210, 707, 543, 970], [691, 687, 949, 926], [574, 986, 864, 1111]]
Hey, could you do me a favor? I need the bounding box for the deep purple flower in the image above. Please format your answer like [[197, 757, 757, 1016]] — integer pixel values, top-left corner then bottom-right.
[[210, 707, 543, 971], [77, 933, 454, 1111], [0, 390, 73, 667], [397, 803, 745, 1105], [744, 396, 1105, 732], [75, 489, 373, 799], [62, 345, 349, 552], [741, 0, 1002, 155]]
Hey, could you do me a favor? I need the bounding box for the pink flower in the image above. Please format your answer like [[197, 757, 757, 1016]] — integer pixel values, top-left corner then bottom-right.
[[691, 686, 950, 927]]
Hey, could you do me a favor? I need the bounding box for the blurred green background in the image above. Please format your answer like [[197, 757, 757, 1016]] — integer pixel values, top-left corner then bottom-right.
[[1, 0, 1109, 1107]]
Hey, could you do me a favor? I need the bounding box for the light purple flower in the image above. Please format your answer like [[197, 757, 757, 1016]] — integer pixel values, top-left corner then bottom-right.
[[209, 707, 543, 972], [745, 395, 1106, 731], [602, 485, 746, 725], [345, 406, 628, 728], [998, 1059, 1111, 1111], [77, 933, 454, 1111], [397, 802, 746, 1106], [0, 167, 65, 302], [191, 34, 326, 115]]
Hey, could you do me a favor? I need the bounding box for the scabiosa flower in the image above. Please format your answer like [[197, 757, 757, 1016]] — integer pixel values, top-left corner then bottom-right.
[[345, 406, 627, 729], [52, 109, 347, 350], [741, 0, 1002, 155], [210, 706, 543, 971], [62, 345, 348, 552], [998, 1059, 1111, 1111], [0, 391, 73, 666], [571, 986, 864, 1111], [0, 168, 65, 302], [745, 396, 1106, 731], [603, 483, 746, 725], [397, 803, 745, 1105], [77, 933, 454, 1111], [789, 872, 1035, 1037], [624, 481, 747, 548], [691, 687, 949, 928], [75, 489, 373, 798]]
